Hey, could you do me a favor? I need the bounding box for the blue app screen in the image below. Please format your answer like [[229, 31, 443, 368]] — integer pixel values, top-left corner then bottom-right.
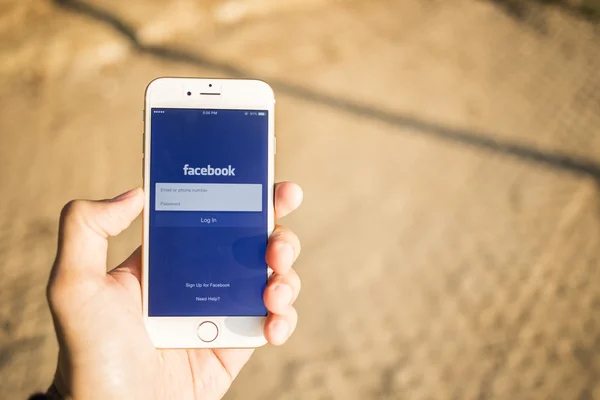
[[149, 108, 269, 317]]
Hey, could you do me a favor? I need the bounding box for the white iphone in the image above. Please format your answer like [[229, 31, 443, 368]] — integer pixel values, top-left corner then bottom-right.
[[142, 77, 275, 348]]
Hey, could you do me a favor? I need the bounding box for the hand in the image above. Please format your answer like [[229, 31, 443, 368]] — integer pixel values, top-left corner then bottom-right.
[[46, 183, 303, 400]]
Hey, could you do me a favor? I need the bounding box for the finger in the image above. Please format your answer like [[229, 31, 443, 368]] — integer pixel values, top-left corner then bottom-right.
[[274, 182, 303, 220], [264, 268, 301, 315], [110, 246, 142, 282], [108, 247, 143, 308], [51, 188, 144, 281], [265, 307, 298, 346], [266, 225, 301, 274]]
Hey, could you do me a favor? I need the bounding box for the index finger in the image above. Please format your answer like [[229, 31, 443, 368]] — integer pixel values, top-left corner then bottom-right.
[[274, 182, 303, 220]]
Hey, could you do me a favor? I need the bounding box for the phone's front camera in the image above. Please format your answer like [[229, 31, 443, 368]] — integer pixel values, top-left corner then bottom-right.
[[186, 91, 192, 96], [209, 84, 213, 88]]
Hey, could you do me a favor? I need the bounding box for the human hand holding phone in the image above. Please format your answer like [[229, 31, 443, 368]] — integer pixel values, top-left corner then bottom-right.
[[46, 183, 302, 400]]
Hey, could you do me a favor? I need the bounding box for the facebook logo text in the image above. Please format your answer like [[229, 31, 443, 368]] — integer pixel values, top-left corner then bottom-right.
[[183, 164, 236, 176]]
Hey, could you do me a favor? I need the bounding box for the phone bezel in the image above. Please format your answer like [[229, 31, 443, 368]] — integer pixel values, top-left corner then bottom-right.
[[142, 77, 275, 349]]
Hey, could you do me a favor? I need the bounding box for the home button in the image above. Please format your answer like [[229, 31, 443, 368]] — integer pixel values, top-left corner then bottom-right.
[[197, 321, 219, 343]]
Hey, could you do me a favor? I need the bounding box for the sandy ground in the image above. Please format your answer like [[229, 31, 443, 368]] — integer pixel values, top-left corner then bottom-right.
[[1, 0, 600, 398]]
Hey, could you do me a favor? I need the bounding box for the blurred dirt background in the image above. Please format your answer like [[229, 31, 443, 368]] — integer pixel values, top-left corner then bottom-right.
[[1, 0, 600, 399]]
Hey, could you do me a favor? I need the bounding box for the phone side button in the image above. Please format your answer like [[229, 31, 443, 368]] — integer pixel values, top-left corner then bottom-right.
[[274, 136, 277, 154], [197, 321, 219, 343]]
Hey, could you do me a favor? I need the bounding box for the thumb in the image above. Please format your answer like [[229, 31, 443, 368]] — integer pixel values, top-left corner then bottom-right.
[[51, 188, 144, 282]]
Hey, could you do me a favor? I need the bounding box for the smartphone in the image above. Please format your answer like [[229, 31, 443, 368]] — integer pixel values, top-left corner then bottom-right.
[[142, 77, 275, 348]]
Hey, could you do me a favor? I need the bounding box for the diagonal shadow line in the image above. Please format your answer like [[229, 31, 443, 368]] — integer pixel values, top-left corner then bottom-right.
[[490, 0, 600, 24], [52, 0, 600, 179]]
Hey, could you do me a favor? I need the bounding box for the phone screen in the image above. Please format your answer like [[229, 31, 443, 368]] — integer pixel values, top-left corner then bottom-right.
[[148, 108, 269, 317]]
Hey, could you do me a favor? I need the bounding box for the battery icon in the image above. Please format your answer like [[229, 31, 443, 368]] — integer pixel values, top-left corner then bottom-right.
[[258, 112, 266, 116]]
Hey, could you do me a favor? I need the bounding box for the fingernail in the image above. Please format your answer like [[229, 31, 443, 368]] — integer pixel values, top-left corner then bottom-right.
[[271, 319, 290, 343], [277, 242, 295, 267], [111, 188, 139, 202], [274, 283, 293, 306]]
